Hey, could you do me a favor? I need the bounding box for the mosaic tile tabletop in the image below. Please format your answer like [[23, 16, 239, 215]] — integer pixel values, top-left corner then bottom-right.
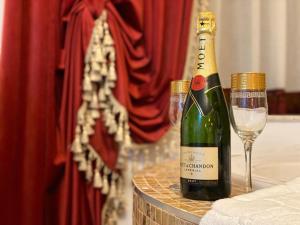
[[132, 160, 246, 224]]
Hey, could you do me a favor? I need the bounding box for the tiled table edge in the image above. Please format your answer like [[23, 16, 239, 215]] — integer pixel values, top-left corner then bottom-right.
[[133, 185, 200, 224], [132, 161, 246, 225]]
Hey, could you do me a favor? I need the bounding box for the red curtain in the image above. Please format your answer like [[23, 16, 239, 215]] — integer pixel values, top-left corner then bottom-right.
[[108, 0, 193, 143], [0, 0, 60, 225], [0, 0, 192, 225]]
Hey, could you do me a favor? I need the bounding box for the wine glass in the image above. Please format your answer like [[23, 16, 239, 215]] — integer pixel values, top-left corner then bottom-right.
[[169, 80, 190, 128], [169, 80, 190, 192], [230, 73, 268, 192]]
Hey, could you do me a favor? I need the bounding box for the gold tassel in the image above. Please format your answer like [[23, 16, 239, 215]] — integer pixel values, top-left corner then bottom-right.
[[108, 48, 115, 61], [93, 25, 100, 37], [87, 145, 96, 160], [96, 157, 103, 169], [77, 102, 87, 125], [98, 88, 106, 102], [100, 64, 108, 76], [99, 102, 108, 109], [90, 72, 101, 82], [90, 109, 100, 119], [93, 34, 99, 44], [102, 167, 111, 194], [98, 24, 104, 39], [108, 63, 117, 81], [103, 110, 110, 126], [71, 135, 82, 153], [118, 111, 125, 123], [112, 104, 119, 114], [102, 175, 109, 194], [84, 64, 90, 73], [83, 75, 93, 91], [90, 92, 99, 109], [78, 159, 87, 171], [81, 131, 89, 144], [94, 46, 104, 63], [115, 125, 123, 142], [82, 91, 92, 101], [84, 125, 94, 135], [93, 170, 103, 188], [103, 46, 112, 58], [73, 152, 85, 162], [104, 84, 111, 96], [84, 50, 91, 63], [108, 121, 117, 134], [103, 30, 114, 46], [75, 125, 81, 134], [107, 81, 115, 89], [86, 112, 95, 126], [124, 128, 131, 148], [91, 61, 101, 72], [85, 160, 93, 182]]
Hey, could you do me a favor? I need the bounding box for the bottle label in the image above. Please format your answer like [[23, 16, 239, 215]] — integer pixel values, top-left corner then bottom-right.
[[185, 73, 221, 116], [194, 35, 217, 78], [191, 75, 206, 91], [180, 146, 218, 180]]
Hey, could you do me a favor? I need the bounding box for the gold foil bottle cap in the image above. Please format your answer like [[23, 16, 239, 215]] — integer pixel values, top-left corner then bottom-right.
[[171, 80, 191, 94], [197, 11, 216, 34], [231, 72, 266, 91]]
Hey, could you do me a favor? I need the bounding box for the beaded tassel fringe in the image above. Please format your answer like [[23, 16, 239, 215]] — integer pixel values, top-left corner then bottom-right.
[[71, 10, 130, 225], [71, 9, 182, 225]]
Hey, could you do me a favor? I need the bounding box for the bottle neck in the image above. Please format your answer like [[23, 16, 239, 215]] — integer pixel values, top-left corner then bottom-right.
[[194, 33, 217, 78]]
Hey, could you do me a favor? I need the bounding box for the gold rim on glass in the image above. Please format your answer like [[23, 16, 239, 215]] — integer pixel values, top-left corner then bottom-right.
[[231, 72, 266, 91], [171, 80, 191, 94]]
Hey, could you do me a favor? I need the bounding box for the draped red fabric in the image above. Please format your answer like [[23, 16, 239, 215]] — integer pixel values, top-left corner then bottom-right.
[[0, 1, 60, 225], [109, 0, 193, 143], [0, 0, 192, 225], [56, 1, 192, 225], [55, 2, 114, 225]]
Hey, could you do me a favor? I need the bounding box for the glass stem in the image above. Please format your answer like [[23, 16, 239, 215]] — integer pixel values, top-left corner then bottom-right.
[[243, 140, 253, 192]]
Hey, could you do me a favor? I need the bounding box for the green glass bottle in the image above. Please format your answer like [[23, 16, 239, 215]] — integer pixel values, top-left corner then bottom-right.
[[180, 11, 231, 200]]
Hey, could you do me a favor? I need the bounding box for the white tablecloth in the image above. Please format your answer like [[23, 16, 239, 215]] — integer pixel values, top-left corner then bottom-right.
[[200, 116, 300, 225], [231, 116, 300, 188], [200, 177, 300, 225]]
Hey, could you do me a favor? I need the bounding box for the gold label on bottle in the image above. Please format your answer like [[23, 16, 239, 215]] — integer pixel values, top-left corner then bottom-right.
[[180, 146, 218, 180], [185, 32, 221, 116], [194, 34, 217, 78]]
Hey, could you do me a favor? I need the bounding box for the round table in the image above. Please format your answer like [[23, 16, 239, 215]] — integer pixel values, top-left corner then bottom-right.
[[132, 161, 245, 225]]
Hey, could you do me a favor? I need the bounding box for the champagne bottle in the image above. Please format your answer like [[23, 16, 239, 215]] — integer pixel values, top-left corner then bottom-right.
[[180, 11, 231, 200]]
